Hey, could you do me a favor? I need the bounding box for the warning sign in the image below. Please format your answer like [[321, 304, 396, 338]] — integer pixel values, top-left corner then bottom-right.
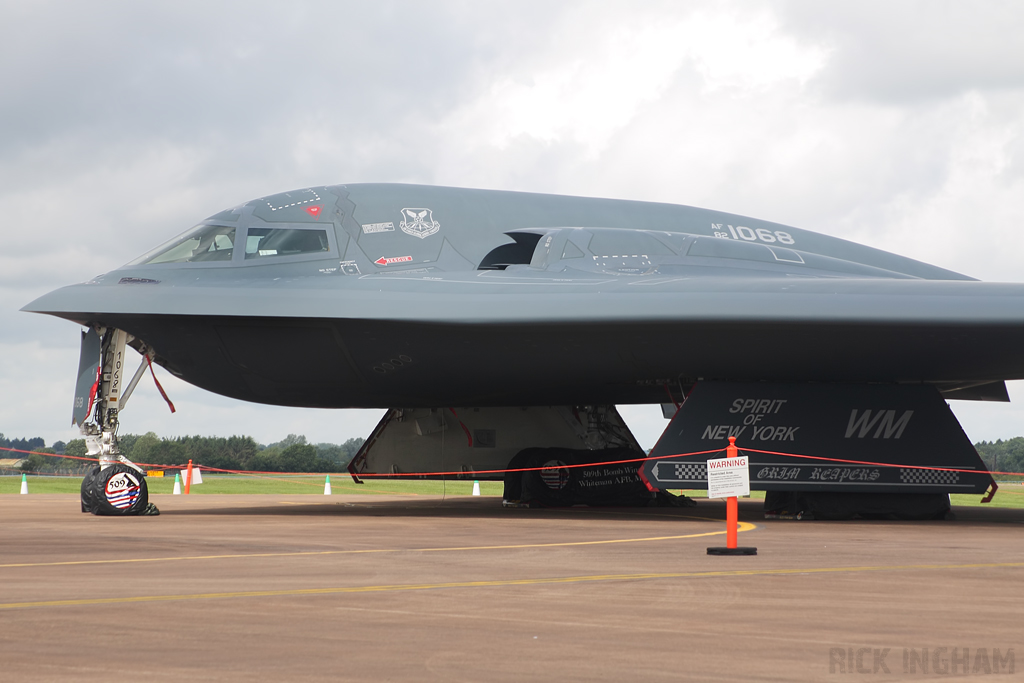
[[707, 456, 750, 499]]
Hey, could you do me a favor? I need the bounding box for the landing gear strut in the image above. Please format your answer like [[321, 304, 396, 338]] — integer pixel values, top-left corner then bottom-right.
[[77, 327, 158, 516]]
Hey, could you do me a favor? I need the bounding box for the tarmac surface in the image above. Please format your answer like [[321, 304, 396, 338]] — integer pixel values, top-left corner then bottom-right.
[[1, 494, 1023, 682]]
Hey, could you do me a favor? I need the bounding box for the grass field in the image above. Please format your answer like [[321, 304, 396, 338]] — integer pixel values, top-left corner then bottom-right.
[[2, 475, 1023, 507]]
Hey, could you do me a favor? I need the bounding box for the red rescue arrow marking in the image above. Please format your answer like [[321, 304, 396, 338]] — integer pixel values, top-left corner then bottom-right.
[[305, 205, 323, 219], [375, 255, 413, 266]]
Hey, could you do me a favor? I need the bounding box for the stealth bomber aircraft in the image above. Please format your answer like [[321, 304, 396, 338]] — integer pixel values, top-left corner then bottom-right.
[[23, 184, 1022, 515]]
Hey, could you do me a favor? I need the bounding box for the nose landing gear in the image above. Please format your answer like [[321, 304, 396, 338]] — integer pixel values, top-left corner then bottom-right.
[[75, 326, 160, 516]]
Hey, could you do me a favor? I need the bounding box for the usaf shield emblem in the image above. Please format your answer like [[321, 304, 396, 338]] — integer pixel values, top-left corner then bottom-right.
[[399, 208, 440, 239]]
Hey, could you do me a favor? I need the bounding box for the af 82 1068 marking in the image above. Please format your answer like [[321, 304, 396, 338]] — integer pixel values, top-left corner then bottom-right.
[[712, 223, 795, 245]]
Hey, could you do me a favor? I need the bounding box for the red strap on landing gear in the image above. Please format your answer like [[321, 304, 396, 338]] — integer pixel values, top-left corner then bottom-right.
[[146, 356, 176, 413], [85, 364, 101, 422], [981, 480, 998, 503], [448, 408, 472, 447]]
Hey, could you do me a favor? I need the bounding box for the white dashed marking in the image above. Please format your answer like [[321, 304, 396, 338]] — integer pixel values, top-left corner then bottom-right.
[[265, 189, 322, 211]]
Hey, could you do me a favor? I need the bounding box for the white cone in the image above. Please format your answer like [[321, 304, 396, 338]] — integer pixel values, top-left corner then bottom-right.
[[472, 480, 480, 496], [19, 474, 28, 495], [324, 475, 332, 495], [172, 473, 181, 495]]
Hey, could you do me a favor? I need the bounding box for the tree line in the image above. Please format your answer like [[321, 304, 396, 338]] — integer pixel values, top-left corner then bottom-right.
[[1, 432, 363, 475], [974, 438, 1024, 477]]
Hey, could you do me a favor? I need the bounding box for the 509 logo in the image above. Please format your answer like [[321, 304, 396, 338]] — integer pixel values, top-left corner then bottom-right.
[[540, 461, 570, 490], [105, 472, 141, 510]]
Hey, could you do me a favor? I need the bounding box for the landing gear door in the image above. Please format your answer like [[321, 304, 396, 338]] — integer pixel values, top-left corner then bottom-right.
[[643, 381, 993, 494], [72, 328, 102, 427]]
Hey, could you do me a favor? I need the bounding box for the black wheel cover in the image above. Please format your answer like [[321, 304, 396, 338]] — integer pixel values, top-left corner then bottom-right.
[[88, 464, 150, 516]]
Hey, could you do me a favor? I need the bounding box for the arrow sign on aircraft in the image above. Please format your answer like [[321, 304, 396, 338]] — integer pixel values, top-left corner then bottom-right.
[[375, 255, 413, 266]]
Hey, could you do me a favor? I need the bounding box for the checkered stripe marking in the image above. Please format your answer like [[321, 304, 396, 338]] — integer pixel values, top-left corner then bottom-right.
[[672, 463, 707, 481], [899, 468, 959, 485]]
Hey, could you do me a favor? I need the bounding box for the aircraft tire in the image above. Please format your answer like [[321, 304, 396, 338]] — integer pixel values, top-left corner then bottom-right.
[[86, 464, 150, 516]]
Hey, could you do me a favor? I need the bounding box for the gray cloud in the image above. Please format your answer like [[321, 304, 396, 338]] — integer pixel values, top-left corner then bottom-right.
[[778, 0, 1024, 103]]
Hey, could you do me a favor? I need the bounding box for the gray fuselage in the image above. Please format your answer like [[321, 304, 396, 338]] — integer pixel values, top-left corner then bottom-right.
[[24, 184, 1024, 408]]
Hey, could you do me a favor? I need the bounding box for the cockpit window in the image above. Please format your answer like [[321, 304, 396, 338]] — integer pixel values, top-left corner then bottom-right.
[[142, 225, 236, 264], [244, 228, 330, 259]]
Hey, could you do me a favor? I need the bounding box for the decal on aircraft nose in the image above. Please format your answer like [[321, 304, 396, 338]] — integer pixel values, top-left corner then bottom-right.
[[400, 208, 440, 238], [375, 255, 413, 266]]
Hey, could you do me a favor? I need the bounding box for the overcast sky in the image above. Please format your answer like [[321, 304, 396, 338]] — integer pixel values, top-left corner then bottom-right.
[[3, 0, 1024, 450]]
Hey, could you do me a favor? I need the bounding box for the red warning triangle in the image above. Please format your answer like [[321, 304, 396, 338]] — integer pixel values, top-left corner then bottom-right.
[[305, 205, 323, 219]]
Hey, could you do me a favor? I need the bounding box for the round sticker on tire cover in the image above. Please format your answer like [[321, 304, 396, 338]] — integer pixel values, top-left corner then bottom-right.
[[540, 460, 569, 490], [105, 471, 141, 509]]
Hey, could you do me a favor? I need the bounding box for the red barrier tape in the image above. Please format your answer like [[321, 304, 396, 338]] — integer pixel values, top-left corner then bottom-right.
[[193, 449, 722, 479], [0, 445, 723, 478], [4, 445, 1024, 479], [1, 446, 97, 462]]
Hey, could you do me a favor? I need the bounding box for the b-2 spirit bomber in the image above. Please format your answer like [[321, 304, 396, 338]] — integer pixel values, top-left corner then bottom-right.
[[24, 184, 1021, 516]]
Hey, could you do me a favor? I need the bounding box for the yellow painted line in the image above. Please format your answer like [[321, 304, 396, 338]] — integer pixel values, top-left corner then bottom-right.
[[0, 522, 756, 570], [3, 559, 1022, 611]]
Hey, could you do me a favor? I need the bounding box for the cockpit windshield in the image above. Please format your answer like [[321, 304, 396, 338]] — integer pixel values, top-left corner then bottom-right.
[[244, 228, 329, 259], [135, 224, 237, 264]]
